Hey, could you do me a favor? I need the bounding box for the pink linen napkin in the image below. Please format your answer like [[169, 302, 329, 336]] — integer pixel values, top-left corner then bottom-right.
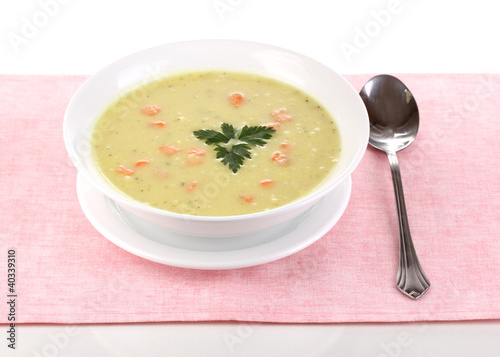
[[0, 74, 499, 324]]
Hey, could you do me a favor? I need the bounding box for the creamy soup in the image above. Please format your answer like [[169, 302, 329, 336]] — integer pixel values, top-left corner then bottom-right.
[[91, 71, 341, 216]]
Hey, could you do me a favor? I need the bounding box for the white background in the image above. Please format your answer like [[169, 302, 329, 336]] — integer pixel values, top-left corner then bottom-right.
[[2, 0, 500, 356]]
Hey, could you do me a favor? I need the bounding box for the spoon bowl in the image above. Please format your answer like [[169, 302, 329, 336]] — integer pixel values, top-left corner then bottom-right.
[[361, 75, 419, 153], [360, 74, 430, 299]]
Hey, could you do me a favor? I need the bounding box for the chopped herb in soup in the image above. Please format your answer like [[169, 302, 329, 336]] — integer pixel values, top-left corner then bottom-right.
[[91, 71, 341, 216]]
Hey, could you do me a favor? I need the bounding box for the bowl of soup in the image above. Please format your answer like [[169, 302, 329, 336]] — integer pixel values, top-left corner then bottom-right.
[[64, 40, 369, 237]]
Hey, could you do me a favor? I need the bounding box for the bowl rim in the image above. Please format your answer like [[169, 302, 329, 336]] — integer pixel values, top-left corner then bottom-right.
[[63, 39, 369, 222]]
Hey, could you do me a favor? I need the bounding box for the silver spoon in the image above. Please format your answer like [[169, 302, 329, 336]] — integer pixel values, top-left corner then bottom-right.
[[359, 74, 430, 299]]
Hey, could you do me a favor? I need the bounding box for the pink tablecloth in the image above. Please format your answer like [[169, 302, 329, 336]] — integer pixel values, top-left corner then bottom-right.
[[0, 74, 499, 324]]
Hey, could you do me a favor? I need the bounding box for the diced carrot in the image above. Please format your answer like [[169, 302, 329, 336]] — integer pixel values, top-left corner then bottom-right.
[[150, 120, 166, 128], [229, 92, 244, 107], [187, 148, 206, 156], [186, 155, 204, 166], [242, 195, 254, 203], [266, 123, 280, 131], [159, 145, 182, 155], [135, 159, 150, 167], [271, 151, 290, 166], [281, 142, 292, 152], [271, 108, 292, 122], [116, 166, 134, 176], [271, 152, 285, 161], [260, 179, 273, 187], [185, 181, 198, 192], [186, 148, 207, 166], [141, 104, 161, 116]]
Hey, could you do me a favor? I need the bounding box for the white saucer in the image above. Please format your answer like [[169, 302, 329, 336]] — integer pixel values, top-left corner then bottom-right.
[[76, 173, 352, 269]]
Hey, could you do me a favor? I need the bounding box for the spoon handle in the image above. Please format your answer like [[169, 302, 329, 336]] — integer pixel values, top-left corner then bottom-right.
[[387, 151, 430, 299]]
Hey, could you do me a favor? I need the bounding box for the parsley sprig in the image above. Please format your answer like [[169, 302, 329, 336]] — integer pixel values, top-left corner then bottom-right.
[[193, 123, 275, 173]]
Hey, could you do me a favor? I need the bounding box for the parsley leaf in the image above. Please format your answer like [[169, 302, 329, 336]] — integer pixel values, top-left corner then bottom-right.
[[194, 123, 275, 173], [192, 128, 229, 145], [238, 125, 275, 146], [221, 123, 236, 139]]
